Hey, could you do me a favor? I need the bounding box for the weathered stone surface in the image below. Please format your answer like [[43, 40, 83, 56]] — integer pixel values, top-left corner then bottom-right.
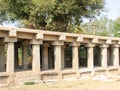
[[0, 26, 120, 86]]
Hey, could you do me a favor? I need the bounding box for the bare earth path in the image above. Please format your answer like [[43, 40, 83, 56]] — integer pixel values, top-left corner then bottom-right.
[[1, 79, 120, 90]]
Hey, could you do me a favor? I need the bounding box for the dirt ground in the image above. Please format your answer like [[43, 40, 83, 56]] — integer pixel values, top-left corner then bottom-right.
[[1, 79, 120, 90]]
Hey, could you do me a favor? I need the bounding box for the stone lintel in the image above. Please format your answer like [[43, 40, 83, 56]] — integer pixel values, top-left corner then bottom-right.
[[111, 44, 119, 48], [36, 32, 44, 40], [106, 39, 112, 44], [4, 37, 17, 43], [70, 42, 80, 46], [30, 39, 43, 45], [86, 43, 95, 48], [59, 34, 66, 41], [92, 37, 98, 43], [52, 41, 64, 46], [100, 44, 109, 48], [43, 43, 50, 47], [9, 29, 17, 37], [76, 35, 83, 42]]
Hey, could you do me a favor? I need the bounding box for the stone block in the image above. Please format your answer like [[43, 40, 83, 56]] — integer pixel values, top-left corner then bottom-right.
[[36, 33, 44, 39], [76, 35, 83, 42], [9, 29, 17, 37], [59, 34, 66, 41]]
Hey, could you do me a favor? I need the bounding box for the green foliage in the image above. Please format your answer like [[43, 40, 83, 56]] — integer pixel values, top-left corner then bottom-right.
[[81, 16, 113, 36], [0, 0, 105, 32], [24, 82, 35, 85], [98, 30, 109, 36], [113, 17, 120, 37]]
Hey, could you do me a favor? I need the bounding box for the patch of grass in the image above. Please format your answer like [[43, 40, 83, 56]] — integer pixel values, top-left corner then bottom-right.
[[24, 82, 35, 85]]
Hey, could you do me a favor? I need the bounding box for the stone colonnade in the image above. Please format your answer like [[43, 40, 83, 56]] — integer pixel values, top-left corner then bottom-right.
[[0, 26, 120, 82]]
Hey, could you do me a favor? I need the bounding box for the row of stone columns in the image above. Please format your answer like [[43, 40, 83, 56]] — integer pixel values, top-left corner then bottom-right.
[[3, 38, 120, 74]]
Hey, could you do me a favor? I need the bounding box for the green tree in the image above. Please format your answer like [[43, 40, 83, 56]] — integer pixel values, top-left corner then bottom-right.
[[81, 16, 113, 36], [113, 17, 120, 37], [0, 0, 105, 32]]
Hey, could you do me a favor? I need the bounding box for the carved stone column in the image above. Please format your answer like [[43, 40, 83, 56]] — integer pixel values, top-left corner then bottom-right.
[[30, 39, 43, 72], [52, 41, 63, 71], [43, 43, 49, 70], [112, 44, 119, 67], [4, 37, 17, 73], [100, 44, 109, 68], [71, 42, 80, 70], [86, 43, 95, 69]]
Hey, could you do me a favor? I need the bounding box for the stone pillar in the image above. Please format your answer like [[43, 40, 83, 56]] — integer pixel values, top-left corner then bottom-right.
[[86, 43, 95, 69], [22, 41, 29, 70], [4, 37, 17, 73], [52, 41, 63, 71], [43, 43, 49, 70], [30, 39, 43, 72], [112, 44, 119, 67], [0, 43, 5, 72], [7, 42, 15, 73], [71, 42, 80, 70], [100, 44, 109, 68]]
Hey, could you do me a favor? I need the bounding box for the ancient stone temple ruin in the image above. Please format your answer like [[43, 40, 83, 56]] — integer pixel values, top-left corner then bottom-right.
[[0, 26, 120, 86]]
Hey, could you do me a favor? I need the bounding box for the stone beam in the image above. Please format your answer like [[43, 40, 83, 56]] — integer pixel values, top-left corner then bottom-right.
[[4, 37, 17, 43]]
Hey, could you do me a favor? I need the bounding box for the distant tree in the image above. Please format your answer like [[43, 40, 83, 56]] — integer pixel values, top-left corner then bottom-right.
[[113, 17, 120, 37], [81, 16, 113, 36], [0, 0, 105, 32]]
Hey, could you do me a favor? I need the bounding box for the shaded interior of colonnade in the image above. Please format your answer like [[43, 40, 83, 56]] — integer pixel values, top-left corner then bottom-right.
[[0, 38, 6, 72], [107, 45, 113, 66], [48, 44, 54, 69], [78, 45, 87, 68], [93, 45, 101, 67], [14, 40, 32, 71]]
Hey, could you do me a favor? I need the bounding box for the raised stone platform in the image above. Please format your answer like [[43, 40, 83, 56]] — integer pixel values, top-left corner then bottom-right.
[[0, 26, 120, 86]]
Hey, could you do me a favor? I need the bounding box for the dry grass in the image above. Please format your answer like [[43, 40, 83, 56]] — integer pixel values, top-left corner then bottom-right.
[[1, 79, 120, 90]]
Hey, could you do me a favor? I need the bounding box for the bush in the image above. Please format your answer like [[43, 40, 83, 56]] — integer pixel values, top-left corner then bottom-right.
[[24, 82, 35, 85]]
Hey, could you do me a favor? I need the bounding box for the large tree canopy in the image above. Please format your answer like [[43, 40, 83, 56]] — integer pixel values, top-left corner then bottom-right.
[[0, 0, 105, 32]]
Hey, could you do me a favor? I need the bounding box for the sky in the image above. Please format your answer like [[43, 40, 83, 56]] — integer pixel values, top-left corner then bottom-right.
[[103, 0, 120, 20]]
